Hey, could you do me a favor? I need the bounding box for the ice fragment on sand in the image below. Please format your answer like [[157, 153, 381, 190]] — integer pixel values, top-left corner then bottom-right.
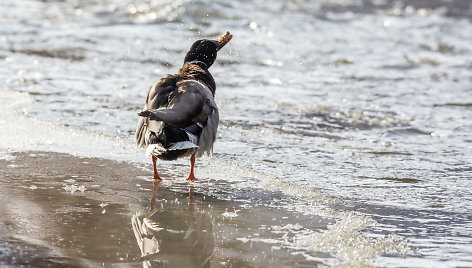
[[222, 209, 239, 218], [64, 184, 86, 193]]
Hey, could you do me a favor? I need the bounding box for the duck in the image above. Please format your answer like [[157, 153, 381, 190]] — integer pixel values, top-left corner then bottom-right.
[[136, 31, 232, 181]]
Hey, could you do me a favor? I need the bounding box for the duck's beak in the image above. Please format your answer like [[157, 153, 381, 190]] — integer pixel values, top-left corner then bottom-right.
[[216, 31, 232, 51]]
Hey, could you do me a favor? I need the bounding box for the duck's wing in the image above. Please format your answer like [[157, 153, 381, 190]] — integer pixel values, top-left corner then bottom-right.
[[135, 115, 148, 148], [136, 75, 177, 148], [139, 80, 210, 128]]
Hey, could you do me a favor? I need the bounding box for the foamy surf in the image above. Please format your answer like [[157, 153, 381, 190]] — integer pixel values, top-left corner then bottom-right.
[[0, 87, 142, 162], [194, 157, 414, 266]]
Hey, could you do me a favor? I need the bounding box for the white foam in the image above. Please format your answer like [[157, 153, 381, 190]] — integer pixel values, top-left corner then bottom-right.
[[283, 215, 412, 267], [0, 87, 143, 162]]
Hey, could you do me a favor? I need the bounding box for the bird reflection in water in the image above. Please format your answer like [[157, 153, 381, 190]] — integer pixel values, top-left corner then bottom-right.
[[131, 180, 215, 267]]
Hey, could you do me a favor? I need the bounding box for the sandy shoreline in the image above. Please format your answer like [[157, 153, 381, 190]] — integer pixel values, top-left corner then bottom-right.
[[0, 151, 329, 267]]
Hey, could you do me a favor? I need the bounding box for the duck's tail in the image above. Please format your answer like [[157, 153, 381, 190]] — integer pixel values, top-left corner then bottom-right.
[[146, 125, 198, 160]]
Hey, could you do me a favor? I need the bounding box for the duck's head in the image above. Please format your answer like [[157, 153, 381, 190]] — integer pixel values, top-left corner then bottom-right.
[[184, 31, 232, 69]]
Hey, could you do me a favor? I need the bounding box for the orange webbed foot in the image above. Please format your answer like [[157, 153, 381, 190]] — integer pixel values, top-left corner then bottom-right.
[[186, 175, 208, 182]]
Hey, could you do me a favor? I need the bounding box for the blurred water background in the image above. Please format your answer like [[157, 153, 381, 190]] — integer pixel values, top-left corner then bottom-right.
[[1, 0, 471, 267]]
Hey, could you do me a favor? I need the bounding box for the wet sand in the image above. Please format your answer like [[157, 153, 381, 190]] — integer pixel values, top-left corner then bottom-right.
[[0, 151, 328, 267]]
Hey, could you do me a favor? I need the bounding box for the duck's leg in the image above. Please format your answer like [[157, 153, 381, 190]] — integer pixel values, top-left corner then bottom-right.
[[186, 154, 205, 182], [186, 154, 197, 181], [151, 155, 164, 181]]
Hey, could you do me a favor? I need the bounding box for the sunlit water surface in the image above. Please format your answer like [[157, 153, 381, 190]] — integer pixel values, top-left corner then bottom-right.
[[1, 0, 472, 267]]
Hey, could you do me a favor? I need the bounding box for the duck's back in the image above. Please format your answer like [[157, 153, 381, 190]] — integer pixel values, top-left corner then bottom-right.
[[135, 72, 219, 158]]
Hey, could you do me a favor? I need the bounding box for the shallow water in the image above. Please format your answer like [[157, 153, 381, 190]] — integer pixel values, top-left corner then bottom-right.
[[1, 0, 472, 267], [0, 152, 336, 267]]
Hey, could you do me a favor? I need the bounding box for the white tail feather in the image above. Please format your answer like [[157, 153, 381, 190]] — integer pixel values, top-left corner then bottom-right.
[[146, 144, 166, 157]]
